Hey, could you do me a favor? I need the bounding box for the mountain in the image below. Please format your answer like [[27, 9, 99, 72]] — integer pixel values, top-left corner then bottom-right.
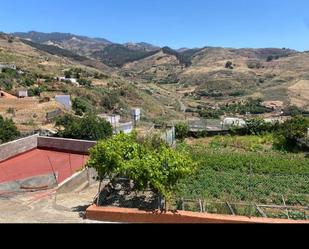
[[124, 42, 161, 52], [12, 31, 112, 57], [91, 44, 160, 67], [13, 31, 163, 67], [7, 31, 309, 112]]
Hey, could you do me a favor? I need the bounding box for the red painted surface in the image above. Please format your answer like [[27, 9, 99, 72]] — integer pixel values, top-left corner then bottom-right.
[[0, 149, 88, 184]]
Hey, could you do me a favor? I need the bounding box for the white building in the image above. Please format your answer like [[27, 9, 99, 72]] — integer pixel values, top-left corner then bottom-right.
[[55, 95, 72, 110], [131, 108, 141, 122], [98, 114, 133, 134], [115, 122, 134, 134], [18, 90, 28, 98], [59, 77, 79, 85], [222, 117, 246, 128], [98, 114, 121, 127], [0, 63, 16, 72]]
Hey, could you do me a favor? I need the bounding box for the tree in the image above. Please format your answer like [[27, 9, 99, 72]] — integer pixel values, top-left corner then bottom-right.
[[72, 97, 92, 116], [275, 116, 309, 151], [266, 55, 274, 62], [175, 122, 189, 141], [283, 105, 304, 117], [64, 70, 71, 79], [78, 78, 92, 87], [0, 115, 20, 144], [245, 118, 279, 135], [225, 61, 234, 69], [56, 114, 113, 141], [87, 133, 195, 209]]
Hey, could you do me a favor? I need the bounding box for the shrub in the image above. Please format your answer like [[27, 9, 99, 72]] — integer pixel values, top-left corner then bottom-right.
[[274, 116, 309, 152], [175, 122, 189, 141], [72, 97, 93, 116], [0, 115, 20, 144], [225, 61, 234, 69]]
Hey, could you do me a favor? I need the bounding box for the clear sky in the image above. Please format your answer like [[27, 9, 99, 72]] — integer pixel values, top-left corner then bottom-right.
[[1, 0, 309, 51]]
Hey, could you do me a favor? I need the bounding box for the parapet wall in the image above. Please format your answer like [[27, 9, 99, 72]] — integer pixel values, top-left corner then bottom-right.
[[37, 137, 96, 154], [0, 134, 39, 162]]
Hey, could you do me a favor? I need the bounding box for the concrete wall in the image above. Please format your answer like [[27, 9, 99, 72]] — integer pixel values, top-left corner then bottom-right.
[[37, 136, 96, 154], [56, 168, 97, 194], [0, 134, 39, 162]]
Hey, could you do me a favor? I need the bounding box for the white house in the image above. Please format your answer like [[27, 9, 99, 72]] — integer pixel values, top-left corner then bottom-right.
[[55, 95, 72, 110], [222, 117, 246, 127], [58, 77, 79, 85], [131, 108, 141, 122], [18, 90, 28, 98]]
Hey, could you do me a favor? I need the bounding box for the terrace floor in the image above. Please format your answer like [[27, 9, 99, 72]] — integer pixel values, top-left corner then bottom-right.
[[0, 149, 88, 184], [0, 183, 105, 223]]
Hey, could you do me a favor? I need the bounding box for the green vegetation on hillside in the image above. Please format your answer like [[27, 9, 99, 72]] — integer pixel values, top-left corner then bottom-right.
[[92, 44, 159, 67], [198, 98, 272, 119], [21, 39, 88, 62], [0, 115, 20, 144]]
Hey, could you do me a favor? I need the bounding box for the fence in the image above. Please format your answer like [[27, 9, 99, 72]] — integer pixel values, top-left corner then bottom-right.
[[172, 167, 309, 221], [168, 197, 309, 221]]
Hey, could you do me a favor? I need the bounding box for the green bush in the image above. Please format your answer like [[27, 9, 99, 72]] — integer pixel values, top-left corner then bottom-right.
[[274, 116, 309, 152], [0, 115, 20, 144], [72, 97, 93, 116], [175, 122, 189, 141]]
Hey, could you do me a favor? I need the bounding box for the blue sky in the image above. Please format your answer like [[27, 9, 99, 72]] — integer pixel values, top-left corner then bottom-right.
[[1, 0, 309, 51]]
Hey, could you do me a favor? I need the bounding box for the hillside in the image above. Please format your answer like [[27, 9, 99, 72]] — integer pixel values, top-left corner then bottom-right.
[[91, 44, 160, 67], [178, 47, 309, 108], [4, 30, 309, 124], [0, 33, 184, 132]]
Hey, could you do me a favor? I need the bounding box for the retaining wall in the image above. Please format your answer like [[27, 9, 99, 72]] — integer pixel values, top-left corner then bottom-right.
[[86, 206, 309, 224], [56, 168, 97, 194], [0, 134, 39, 162], [37, 137, 96, 154]]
